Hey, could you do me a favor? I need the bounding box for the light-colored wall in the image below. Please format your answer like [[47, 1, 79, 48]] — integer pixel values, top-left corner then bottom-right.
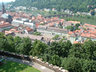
[[0, 26, 13, 32], [0, 28, 3, 32], [12, 19, 36, 30], [69, 37, 76, 44], [37, 29, 68, 37]]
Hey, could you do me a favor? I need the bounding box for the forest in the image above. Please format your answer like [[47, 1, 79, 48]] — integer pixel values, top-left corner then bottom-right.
[[0, 32, 96, 72], [11, 0, 96, 12]]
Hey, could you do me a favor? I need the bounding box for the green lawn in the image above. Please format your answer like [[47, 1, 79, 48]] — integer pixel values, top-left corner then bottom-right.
[[0, 61, 40, 72], [62, 15, 96, 25]]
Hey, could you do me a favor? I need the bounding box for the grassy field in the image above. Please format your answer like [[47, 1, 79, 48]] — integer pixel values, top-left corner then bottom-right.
[[61, 15, 96, 25], [0, 61, 40, 72]]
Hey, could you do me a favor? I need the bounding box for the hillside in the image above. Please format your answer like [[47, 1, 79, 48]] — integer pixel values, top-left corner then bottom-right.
[[11, 0, 96, 12]]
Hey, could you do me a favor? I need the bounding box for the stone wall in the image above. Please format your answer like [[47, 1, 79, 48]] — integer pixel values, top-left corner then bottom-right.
[[0, 50, 68, 72]]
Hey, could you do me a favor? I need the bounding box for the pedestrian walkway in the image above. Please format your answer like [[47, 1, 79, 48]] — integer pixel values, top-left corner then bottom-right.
[[5, 57, 55, 72]]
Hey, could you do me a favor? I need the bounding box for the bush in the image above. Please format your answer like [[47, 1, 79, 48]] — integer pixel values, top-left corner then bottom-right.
[[0, 62, 3, 66], [33, 32, 41, 36], [82, 60, 96, 72], [61, 57, 96, 72], [49, 55, 61, 66], [61, 57, 83, 72], [52, 35, 60, 40]]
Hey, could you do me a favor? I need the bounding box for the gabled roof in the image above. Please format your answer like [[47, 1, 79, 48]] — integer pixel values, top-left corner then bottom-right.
[[26, 27, 33, 32], [84, 23, 96, 28], [0, 23, 11, 28], [74, 41, 79, 44]]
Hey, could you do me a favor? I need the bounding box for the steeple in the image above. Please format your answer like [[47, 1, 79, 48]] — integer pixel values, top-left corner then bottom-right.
[[2, 1, 6, 14]]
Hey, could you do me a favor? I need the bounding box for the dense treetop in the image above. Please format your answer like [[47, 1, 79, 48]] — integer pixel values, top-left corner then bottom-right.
[[11, 0, 96, 12], [0, 32, 96, 72]]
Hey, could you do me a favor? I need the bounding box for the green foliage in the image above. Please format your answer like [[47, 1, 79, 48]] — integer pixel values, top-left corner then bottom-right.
[[0, 34, 32, 55], [66, 23, 80, 31], [61, 57, 83, 72], [82, 60, 96, 72], [33, 32, 41, 36], [52, 35, 60, 40], [6, 35, 16, 52], [61, 57, 96, 72], [20, 37, 32, 55], [14, 36, 22, 53], [49, 55, 61, 66], [42, 54, 51, 62], [0, 33, 96, 72], [0, 61, 40, 72], [69, 40, 96, 60], [62, 15, 96, 25], [75, 23, 80, 30], [40, 23, 45, 25], [65, 26, 74, 31], [90, 10, 95, 16], [11, 0, 96, 12], [47, 40, 72, 57], [82, 40, 96, 60], [69, 43, 84, 58], [30, 40, 48, 56], [48, 42, 60, 55], [0, 33, 8, 51]]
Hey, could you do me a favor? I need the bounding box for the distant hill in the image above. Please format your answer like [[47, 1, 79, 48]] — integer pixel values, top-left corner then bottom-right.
[[11, 0, 96, 12]]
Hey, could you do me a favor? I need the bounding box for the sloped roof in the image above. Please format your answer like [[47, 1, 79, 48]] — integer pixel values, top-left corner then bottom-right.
[[1, 13, 12, 19]]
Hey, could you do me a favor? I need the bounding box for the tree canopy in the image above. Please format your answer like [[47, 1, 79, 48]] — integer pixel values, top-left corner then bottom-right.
[[11, 0, 96, 12], [0, 32, 96, 72]]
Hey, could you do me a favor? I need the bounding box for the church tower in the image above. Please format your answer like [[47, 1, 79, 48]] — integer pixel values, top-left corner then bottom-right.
[[2, 2, 6, 14]]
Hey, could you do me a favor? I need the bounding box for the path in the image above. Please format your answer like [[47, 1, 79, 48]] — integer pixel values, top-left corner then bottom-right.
[[4, 57, 55, 72]]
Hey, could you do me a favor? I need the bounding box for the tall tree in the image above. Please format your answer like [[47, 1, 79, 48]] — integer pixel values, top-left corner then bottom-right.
[[30, 40, 48, 56]]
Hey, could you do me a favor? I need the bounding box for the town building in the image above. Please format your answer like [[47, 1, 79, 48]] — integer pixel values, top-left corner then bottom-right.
[[68, 24, 96, 43], [37, 26, 68, 36], [0, 22, 13, 32], [12, 18, 36, 30], [0, 2, 13, 23]]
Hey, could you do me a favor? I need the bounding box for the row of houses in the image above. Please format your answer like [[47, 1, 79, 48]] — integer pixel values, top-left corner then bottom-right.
[[0, 21, 13, 32], [1, 11, 96, 44], [37, 26, 68, 36], [68, 24, 96, 43], [12, 18, 36, 30]]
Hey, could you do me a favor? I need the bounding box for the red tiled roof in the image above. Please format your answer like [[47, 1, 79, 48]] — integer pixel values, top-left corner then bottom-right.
[[81, 33, 96, 39], [84, 24, 96, 28], [89, 30, 96, 34], [68, 21, 80, 24], [68, 31, 74, 35], [74, 41, 79, 44], [0, 24, 11, 28], [26, 27, 33, 32]]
